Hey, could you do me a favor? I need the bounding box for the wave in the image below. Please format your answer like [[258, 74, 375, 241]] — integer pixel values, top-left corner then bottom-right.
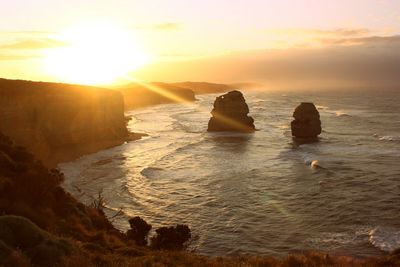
[[303, 154, 319, 168], [140, 167, 164, 178], [369, 227, 400, 252], [375, 134, 400, 142], [316, 105, 329, 110], [307, 232, 356, 251], [277, 124, 290, 130], [335, 111, 351, 117], [251, 98, 267, 104], [316, 105, 352, 117], [310, 160, 320, 169]]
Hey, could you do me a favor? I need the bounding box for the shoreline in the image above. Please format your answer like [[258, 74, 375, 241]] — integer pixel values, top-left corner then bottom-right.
[[50, 131, 148, 168]]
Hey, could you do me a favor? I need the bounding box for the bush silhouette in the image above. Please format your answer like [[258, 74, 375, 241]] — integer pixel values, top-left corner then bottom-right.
[[151, 224, 191, 250], [126, 216, 152, 246], [0, 215, 72, 267]]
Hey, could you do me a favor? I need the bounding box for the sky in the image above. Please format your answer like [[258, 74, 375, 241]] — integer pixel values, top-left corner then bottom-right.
[[1, 0, 400, 87]]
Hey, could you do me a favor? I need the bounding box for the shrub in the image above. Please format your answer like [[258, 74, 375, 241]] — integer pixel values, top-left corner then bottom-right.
[[126, 216, 152, 246], [0, 215, 72, 267], [151, 224, 191, 250], [1, 249, 32, 267]]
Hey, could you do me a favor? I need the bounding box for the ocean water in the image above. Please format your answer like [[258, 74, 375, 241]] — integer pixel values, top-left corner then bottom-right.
[[59, 90, 400, 257]]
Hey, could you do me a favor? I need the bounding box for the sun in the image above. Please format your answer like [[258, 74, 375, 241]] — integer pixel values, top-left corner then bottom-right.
[[43, 22, 150, 85]]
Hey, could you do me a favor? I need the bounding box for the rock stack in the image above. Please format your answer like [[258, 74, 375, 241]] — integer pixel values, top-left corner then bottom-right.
[[291, 102, 321, 139], [207, 90, 255, 132]]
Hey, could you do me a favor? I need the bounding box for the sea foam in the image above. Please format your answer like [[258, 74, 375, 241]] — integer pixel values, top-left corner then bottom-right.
[[369, 227, 400, 252]]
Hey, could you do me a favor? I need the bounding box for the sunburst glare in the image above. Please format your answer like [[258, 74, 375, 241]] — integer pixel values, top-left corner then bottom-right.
[[43, 22, 150, 85]]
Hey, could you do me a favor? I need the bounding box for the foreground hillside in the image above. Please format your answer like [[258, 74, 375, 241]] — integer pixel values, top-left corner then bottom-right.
[[1, 133, 400, 266], [0, 78, 132, 167]]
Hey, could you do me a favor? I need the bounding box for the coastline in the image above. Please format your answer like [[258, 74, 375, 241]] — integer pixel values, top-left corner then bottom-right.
[[48, 131, 148, 168], [2, 90, 400, 266]]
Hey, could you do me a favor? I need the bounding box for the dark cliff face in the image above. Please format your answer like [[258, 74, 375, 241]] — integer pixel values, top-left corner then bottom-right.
[[171, 82, 236, 95], [118, 82, 196, 110], [0, 78, 128, 166]]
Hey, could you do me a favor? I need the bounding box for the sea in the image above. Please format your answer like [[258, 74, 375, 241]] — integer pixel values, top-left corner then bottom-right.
[[59, 89, 400, 257]]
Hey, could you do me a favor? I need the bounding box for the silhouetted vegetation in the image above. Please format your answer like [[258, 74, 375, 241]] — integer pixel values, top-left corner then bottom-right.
[[0, 215, 72, 266], [0, 132, 129, 266], [151, 224, 191, 250], [126, 217, 152, 246]]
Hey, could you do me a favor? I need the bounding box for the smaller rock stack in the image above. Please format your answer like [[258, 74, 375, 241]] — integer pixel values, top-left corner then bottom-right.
[[207, 90, 255, 132], [291, 102, 321, 139]]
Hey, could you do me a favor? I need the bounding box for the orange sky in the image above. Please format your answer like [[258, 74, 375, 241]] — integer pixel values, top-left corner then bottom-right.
[[1, 0, 400, 86]]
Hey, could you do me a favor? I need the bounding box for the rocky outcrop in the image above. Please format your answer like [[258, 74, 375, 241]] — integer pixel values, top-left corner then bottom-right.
[[207, 90, 255, 132], [0, 78, 130, 166], [119, 82, 196, 110], [291, 102, 321, 139]]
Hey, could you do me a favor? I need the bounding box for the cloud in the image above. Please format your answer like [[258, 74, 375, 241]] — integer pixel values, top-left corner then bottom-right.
[[0, 39, 66, 50], [134, 34, 400, 90], [259, 27, 375, 49], [153, 23, 181, 31], [132, 22, 182, 31], [0, 54, 40, 60], [263, 27, 371, 37], [0, 31, 55, 36], [310, 28, 371, 36], [319, 35, 400, 46]]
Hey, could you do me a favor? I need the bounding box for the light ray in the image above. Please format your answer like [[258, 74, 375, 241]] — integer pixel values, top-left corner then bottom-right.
[[124, 75, 256, 132]]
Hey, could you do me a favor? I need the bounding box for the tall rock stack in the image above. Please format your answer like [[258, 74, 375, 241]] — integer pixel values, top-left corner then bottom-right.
[[207, 90, 255, 132], [291, 102, 321, 139]]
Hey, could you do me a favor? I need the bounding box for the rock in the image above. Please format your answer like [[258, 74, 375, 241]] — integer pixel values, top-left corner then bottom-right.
[[207, 90, 255, 132], [291, 102, 321, 139]]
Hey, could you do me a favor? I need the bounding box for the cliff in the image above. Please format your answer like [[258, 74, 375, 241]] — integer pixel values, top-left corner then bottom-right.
[[0, 78, 130, 167], [118, 82, 196, 110], [172, 81, 236, 94]]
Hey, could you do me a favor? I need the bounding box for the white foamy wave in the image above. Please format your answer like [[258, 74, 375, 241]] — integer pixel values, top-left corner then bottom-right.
[[316, 105, 329, 110], [316, 105, 351, 117], [310, 160, 320, 168], [335, 111, 351, 117], [307, 232, 354, 250], [303, 155, 319, 168], [252, 98, 267, 104], [277, 124, 290, 130], [377, 135, 400, 142], [303, 156, 314, 166], [369, 227, 400, 252]]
